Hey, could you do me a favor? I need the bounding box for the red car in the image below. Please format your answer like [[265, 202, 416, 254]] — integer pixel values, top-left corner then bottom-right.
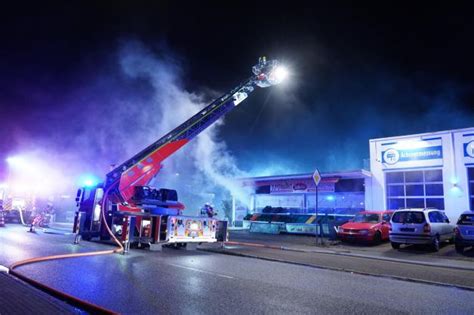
[[338, 211, 393, 243]]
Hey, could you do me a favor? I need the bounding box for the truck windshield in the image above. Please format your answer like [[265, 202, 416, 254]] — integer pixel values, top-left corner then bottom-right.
[[392, 211, 425, 224], [353, 213, 380, 223]]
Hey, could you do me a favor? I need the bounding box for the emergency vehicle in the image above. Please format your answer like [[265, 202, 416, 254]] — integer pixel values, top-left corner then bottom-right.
[[73, 57, 288, 251]]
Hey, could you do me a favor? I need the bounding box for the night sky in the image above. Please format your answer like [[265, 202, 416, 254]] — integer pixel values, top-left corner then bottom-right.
[[1, 2, 473, 184]]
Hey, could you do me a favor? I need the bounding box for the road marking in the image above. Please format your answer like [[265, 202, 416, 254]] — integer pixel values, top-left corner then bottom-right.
[[0, 265, 9, 273], [168, 263, 234, 279]]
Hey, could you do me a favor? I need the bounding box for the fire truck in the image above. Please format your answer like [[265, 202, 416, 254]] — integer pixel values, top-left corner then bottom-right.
[[0, 190, 35, 225], [73, 57, 287, 251]]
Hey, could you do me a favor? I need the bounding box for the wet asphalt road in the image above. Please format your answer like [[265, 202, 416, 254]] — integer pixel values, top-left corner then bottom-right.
[[2, 225, 474, 314], [205, 245, 474, 290]]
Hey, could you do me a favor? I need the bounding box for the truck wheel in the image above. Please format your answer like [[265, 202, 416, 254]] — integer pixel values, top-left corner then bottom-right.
[[171, 243, 186, 249], [391, 242, 400, 249]]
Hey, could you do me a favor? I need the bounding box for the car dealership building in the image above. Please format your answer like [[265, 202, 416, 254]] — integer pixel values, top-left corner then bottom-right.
[[234, 127, 474, 226], [366, 126, 474, 221]]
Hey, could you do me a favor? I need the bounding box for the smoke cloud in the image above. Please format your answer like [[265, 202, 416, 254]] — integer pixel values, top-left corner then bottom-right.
[[118, 40, 252, 213], [6, 40, 252, 216]]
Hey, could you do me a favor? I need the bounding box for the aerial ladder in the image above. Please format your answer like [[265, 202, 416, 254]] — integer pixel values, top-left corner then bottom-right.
[[73, 57, 287, 251]]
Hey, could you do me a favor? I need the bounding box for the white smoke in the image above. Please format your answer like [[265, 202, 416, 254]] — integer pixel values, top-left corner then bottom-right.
[[118, 41, 252, 214], [6, 40, 253, 217]]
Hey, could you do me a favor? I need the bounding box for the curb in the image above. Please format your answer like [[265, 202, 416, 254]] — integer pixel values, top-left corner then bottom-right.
[[200, 247, 474, 292], [222, 241, 474, 272], [333, 251, 474, 272]]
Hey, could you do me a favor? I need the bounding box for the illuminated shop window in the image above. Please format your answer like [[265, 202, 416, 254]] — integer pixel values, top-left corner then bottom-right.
[[386, 169, 444, 210], [468, 168, 474, 211]]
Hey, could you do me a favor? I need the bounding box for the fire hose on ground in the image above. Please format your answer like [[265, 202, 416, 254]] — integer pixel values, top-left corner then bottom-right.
[[7, 183, 123, 314], [18, 207, 27, 226]]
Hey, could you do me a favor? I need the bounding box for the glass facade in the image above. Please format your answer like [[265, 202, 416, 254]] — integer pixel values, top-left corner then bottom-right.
[[251, 178, 365, 215], [306, 192, 365, 214], [254, 192, 365, 214], [386, 169, 445, 210], [255, 194, 305, 213]]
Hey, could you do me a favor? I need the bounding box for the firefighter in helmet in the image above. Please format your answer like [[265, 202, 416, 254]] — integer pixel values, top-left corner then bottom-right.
[[200, 203, 215, 218], [29, 203, 53, 233]]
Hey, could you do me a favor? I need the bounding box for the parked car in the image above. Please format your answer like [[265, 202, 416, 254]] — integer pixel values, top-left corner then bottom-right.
[[337, 211, 393, 244], [454, 210, 474, 253], [389, 208, 454, 252]]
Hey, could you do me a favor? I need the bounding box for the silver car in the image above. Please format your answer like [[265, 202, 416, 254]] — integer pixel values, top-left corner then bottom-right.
[[454, 210, 474, 253], [389, 208, 455, 252]]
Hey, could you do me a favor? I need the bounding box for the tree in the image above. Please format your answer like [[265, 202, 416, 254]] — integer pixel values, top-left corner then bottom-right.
[[221, 199, 232, 221]]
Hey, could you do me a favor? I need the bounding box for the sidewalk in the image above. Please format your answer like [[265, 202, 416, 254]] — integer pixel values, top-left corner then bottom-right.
[[223, 230, 474, 271], [0, 273, 79, 314]]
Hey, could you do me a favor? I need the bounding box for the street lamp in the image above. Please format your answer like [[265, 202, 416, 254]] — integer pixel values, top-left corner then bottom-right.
[[6, 156, 28, 169], [6, 155, 28, 192]]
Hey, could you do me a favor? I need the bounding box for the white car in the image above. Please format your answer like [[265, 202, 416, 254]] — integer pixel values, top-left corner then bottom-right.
[[454, 210, 474, 253], [389, 208, 455, 252]]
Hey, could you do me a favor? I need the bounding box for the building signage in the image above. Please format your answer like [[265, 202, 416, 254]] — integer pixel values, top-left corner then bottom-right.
[[382, 145, 443, 164], [270, 180, 335, 193], [241, 176, 340, 194], [464, 140, 474, 158], [377, 137, 444, 169], [292, 183, 307, 191], [463, 134, 474, 164]]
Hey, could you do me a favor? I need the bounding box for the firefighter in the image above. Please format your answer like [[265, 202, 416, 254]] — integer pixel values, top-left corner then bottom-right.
[[29, 203, 53, 233], [200, 203, 215, 218]]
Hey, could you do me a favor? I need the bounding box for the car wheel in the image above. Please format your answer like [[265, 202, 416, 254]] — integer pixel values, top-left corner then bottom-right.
[[373, 232, 382, 245], [431, 236, 440, 252], [455, 244, 464, 253], [391, 242, 400, 249]]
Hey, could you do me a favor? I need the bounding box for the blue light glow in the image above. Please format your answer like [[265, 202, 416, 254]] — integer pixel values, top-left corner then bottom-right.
[[326, 195, 335, 201], [84, 179, 95, 187], [78, 174, 100, 187]]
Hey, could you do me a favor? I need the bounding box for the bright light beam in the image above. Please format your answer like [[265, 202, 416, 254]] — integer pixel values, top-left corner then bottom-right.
[[6, 156, 28, 169], [253, 58, 290, 87], [273, 66, 289, 83]]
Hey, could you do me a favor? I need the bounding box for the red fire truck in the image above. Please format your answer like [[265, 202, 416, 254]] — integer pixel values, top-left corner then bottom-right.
[[73, 57, 287, 251]]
